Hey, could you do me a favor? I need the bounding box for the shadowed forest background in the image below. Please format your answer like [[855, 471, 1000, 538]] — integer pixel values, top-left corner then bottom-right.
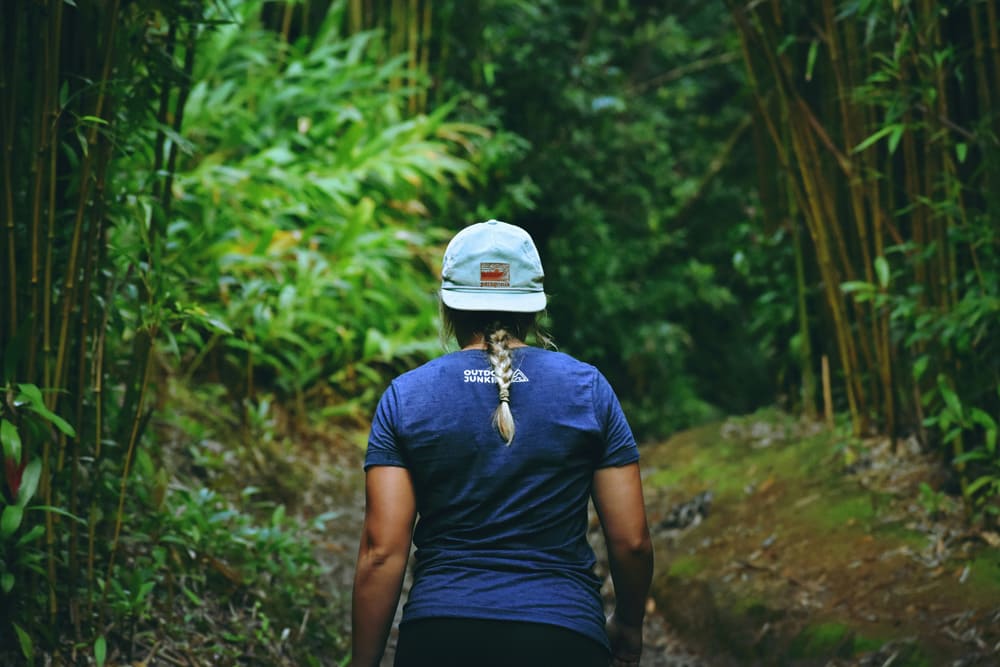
[[1, 0, 998, 664]]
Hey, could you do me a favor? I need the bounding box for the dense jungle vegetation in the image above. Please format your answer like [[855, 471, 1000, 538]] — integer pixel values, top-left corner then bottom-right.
[[1, 0, 997, 664]]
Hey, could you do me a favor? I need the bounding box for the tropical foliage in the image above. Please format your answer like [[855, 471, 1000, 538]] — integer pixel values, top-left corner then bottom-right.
[[1, 0, 998, 663]]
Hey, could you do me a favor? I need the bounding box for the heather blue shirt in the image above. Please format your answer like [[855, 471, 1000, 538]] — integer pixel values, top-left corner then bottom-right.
[[364, 347, 639, 650]]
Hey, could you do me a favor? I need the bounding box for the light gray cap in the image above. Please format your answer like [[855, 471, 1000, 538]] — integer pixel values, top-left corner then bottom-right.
[[440, 219, 546, 312]]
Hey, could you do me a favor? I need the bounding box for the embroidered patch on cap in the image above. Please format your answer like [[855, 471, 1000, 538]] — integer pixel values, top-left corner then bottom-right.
[[480, 262, 510, 288]]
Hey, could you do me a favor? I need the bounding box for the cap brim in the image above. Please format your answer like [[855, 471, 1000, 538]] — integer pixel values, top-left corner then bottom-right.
[[440, 289, 546, 313]]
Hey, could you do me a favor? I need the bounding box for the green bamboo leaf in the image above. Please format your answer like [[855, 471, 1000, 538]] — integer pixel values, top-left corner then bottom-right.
[[16, 523, 45, 546], [965, 475, 999, 497], [1, 572, 13, 593], [15, 383, 44, 409], [888, 124, 905, 154], [805, 40, 819, 81], [937, 375, 963, 420], [953, 450, 988, 465], [27, 505, 87, 525], [840, 280, 876, 294], [955, 142, 968, 163], [912, 356, 930, 382], [969, 408, 997, 454], [17, 459, 42, 506], [2, 504, 24, 538], [852, 124, 899, 153], [95, 635, 107, 667], [1, 419, 21, 464], [13, 622, 33, 660], [874, 256, 890, 288]]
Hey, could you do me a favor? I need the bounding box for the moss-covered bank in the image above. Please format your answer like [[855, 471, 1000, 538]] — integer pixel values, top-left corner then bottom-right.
[[642, 410, 1000, 666]]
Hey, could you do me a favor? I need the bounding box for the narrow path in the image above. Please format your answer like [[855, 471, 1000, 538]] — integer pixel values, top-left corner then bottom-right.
[[301, 432, 712, 666]]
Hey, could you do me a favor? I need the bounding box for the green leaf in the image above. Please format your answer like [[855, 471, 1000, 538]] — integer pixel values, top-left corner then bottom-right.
[[966, 475, 999, 497], [936, 375, 963, 420], [15, 383, 44, 409], [15, 384, 76, 436], [806, 40, 819, 81], [27, 505, 87, 525], [853, 125, 898, 153], [888, 124, 905, 154], [13, 622, 33, 660], [17, 459, 42, 506], [95, 635, 107, 667], [874, 256, 890, 289], [969, 408, 997, 454], [1, 419, 21, 464], [840, 280, 875, 294], [2, 504, 24, 538], [1, 572, 13, 593], [912, 356, 930, 382], [953, 450, 989, 465], [16, 524, 45, 546], [955, 142, 968, 163]]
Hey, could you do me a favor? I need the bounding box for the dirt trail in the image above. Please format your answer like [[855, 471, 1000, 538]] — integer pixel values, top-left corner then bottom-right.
[[304, 428, 711, 667], [303, 411, 1000, 666]]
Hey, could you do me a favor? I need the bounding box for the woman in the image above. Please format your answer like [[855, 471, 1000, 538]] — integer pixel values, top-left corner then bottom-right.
[[351, 220, 653, 667]]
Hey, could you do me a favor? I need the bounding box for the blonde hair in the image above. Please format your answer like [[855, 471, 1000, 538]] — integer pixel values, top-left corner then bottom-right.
[[441, 306, 553, 445], [486, 326, 516, 444]]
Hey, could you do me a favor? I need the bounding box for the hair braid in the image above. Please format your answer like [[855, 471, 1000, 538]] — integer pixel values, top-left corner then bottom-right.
[[486, 326, 516, 445]]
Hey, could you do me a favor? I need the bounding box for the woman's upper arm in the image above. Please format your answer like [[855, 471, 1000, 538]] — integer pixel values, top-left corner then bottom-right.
[[361, 466, 417, 554], [592, 463, 649, 547]]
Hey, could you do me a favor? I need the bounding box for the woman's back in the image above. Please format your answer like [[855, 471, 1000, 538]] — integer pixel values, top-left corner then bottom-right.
[[366, 347, 637, 646]]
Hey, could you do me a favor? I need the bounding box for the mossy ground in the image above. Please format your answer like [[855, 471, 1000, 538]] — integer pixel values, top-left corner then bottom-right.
[[643, 410, 1000, 665]]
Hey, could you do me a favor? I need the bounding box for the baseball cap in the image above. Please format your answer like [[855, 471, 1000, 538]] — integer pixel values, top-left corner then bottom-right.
[[440, 220, 546, 312]]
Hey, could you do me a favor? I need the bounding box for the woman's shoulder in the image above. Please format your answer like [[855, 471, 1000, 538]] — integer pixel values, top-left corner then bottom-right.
[[518, 347, 600, 374], [391, 350, 483, 384]]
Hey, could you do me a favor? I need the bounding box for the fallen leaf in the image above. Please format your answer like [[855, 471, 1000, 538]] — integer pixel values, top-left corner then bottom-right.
[[980, 531, 1000, 547]]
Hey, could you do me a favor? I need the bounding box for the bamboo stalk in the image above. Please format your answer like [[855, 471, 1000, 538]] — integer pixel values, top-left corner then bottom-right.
[[86, 275, 111, 622], [160, 28, 197, 225], [46, 0, 121, 625], [389, 0, 404, 91], [970, 2, 992, 141], [790, 182, 817, 419], [986, 0, 1000, 126], [407, 0, 419, 113], [822, 354, 834, 428], [417, 0, 431, 112], [2, 2, 24, 341], [731, 0, 865, 432], [28, 4, 55, 383], [350, 0, 363, 33], [52, 0, 121, 407], [102, 326, 156, 623]]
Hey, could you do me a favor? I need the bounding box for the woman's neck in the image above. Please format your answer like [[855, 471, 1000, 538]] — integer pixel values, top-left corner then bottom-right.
[[460, 334, 527, 350]]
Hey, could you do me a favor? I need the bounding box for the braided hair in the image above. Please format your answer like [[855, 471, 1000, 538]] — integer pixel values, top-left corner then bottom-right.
[[441, 306, 552, 445], [486, 325, 516, 444]]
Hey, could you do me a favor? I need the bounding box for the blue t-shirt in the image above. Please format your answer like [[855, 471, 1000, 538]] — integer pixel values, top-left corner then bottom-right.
[[364, 347, 639, 650]]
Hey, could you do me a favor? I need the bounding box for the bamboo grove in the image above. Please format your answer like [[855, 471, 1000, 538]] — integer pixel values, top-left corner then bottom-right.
[[728, 0, 1000, 506], [1, 0, 203, 654]]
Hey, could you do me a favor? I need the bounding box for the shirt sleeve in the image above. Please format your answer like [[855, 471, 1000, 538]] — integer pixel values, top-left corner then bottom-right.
[[364, 382, 408, 470], [593, 369, 640, 468]]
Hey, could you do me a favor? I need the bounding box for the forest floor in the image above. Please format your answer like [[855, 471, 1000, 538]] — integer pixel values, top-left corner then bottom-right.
[[294, 409, 1000, 666], [641, 410, 1000, 666]]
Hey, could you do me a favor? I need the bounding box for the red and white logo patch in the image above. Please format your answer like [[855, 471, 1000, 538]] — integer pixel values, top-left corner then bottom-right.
[[480, 262, 510, 288]]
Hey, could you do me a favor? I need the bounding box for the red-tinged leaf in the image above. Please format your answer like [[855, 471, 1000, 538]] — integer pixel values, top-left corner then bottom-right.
[[5, 457, 26, 501]]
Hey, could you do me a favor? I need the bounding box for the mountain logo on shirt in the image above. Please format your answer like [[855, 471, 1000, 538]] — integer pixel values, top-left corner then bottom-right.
[[462, 368, 530, 383]]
